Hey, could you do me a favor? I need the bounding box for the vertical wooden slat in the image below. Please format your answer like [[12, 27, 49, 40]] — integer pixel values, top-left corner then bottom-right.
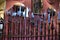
[[29, 18, 31, 40], [46, 21, 48, 40], [12, 17, 13, 40], [58, 23, 60, 40], [40, 21, 43, 40], [18, 17, 20, 40], [3, 22, 5, 40], [15, 17, 17, 36], [21, 17, 23, 40], [48, 12, 51, 40], [42, 21, 43, 40], [54, 17, 57, 40], [20, 17, 22, 40], [18, 16, 20, 40], [38, 16, 40, 40], [19, 38, 21, 40], [27, 18, 29, 40], [5, 14, 8, 40], [14, 17, 16, 40], [24, 17, 26, 40], [44, 23, 46, 40], [35, 15, 37, 40], [52, 21, 53, 40], [12, 17, 15, 40], [34, 26, 35, 40], [48, 23, 50, 40], [8, 16, 9, 40], [46, 10, 48, 40]]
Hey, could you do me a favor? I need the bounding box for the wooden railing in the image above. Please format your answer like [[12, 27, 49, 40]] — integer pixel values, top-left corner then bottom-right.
[[2, 14, 60, 40]]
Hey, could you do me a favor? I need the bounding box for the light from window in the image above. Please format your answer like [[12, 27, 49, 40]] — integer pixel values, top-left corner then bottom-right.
[[0, 24, 3, 30], [23, 11, 25, 17], [26, 7, 29, 17], [12, 12, 17, 16], [17, 10, 21, 16], [31, 13, 34, 18]]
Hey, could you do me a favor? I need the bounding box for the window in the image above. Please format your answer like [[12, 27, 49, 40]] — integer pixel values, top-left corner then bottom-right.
[[17, 10, 21, 16], [0, 18, 3, 30], [13, 6, 26, 17], [9, 5, 29, 17], [22, 7, 29, 17], [32, 0, 43, 14], [26, 7, 29, 17], [33, 2, 39, 13], [13, 5, 20, 12], [0, 18, 4, 36], [12, 5, 19, 16], [21, 6, 25, 12], [17, 6, 22, 16], [0, 24, 3, 30], [23, 11, 25, 17], [8, 20, 12, 37]]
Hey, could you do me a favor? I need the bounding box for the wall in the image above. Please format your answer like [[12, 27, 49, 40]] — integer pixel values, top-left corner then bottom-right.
[[6, 0, 32, 11], [43, 0, 59, 12], [3, 0, 59, 40]]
